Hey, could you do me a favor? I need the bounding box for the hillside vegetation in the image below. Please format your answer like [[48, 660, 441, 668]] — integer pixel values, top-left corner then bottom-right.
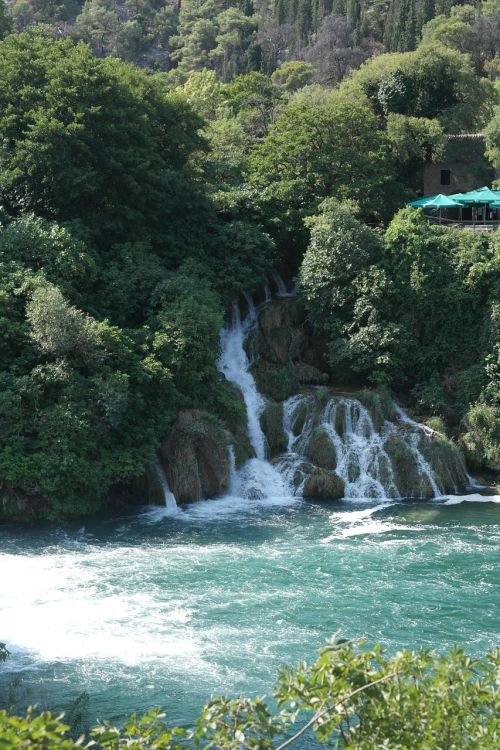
[[0, 0, 498, 517]]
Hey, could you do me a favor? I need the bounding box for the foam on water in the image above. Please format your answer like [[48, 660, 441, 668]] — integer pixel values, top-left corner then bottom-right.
[[441, 493, 500, 505], [0, 498, 498, 727]]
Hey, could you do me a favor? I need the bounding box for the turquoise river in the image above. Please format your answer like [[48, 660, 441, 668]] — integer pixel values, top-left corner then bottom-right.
[[0, 494, 499, 738]]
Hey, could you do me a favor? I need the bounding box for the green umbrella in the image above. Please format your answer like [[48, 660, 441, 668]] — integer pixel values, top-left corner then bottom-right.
[[409, 194, 438, 207], [457, 186, 498, 204], [419, 194, 464, 208], [411, 193, 463, 224]]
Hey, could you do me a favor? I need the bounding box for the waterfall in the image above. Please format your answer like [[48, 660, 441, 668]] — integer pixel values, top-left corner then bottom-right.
[[217, 305, 288, 499], [152, 463, 178, 510], [218, 305, 266, 460], [279, 395, 444, 500], [216, 301, 447, 504], [271, 271, 295, 298]]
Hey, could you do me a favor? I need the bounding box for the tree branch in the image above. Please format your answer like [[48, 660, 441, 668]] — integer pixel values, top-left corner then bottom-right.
[[274, 671, 397, 750]]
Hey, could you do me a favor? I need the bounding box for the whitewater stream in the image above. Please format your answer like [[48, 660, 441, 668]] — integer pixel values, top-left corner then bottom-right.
[[0, 299, 499, 739]]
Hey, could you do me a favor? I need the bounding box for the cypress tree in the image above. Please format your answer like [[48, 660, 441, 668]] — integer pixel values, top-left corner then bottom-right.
[[275, 0, 288, 25], [347, 0, 363, 44], [296, 0, 313, 44]]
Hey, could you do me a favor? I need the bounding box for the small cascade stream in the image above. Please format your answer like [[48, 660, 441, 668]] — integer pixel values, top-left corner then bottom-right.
[[152, 463, 178, 511], [217, 301, 450, 503]]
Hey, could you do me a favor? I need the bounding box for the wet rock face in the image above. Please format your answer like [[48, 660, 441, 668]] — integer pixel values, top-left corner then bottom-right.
[[305, 427, 337, 469], [260, 402, 287, 458], [255, 298, 308, 366], [162, 410, 231, 503], [0, 489, 47, 520], [302, 469, 344, 500], [250, 298, 329, 400]]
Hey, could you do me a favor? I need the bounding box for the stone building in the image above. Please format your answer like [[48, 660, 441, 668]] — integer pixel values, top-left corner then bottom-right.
[[423, 134, 498, 196]]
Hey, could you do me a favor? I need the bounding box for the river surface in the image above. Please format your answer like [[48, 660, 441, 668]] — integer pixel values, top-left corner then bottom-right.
[[1, 494, 499, 735]]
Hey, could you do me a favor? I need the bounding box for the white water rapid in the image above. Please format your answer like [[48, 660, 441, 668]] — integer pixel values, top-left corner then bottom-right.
[[217, 302, 447, 503]]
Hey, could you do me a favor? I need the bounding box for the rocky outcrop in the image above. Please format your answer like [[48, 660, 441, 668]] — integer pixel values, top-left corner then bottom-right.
[[250, 298, 329, 400], [0, 487, 48, 521], [161, 410, 231, 503], [303, 469, 344, 500], [260, 402, 287, 458], [305, 427, 337, 469]]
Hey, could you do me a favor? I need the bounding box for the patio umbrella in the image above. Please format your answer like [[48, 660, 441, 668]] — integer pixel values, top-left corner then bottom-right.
[[413, 193, 464, 224], [419, 194, 464, 208], [409, 194, 438, 207], [457, 186, 499, 224]]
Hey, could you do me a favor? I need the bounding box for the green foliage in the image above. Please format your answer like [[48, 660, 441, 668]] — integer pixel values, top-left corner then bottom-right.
[[386, 113, 445, 190], [271, 61, 316, 92], [0, 215, 97, 304], [150, 266, 224, 403], [485, 105, 500, 167], [0, 639, 498, 748], [0, 0, 12, 38], [299, 199, 398, 382], [298, 201, 500, 432], [344, 42, 496, 132], [0, 31, 204, 249], [462, 402, 500, 470]]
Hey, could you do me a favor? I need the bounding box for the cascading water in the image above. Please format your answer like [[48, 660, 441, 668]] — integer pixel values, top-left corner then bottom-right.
[[152, 463, 178, 510], [271, 271, 295, 298], [278, 394, 446, 500], [218, 305, 266, 461], [217, 299, 449, 503], [217, 306, 288, 500]]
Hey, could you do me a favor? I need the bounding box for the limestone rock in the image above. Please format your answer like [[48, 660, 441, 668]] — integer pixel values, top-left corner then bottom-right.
[[305, 427, 337, 469], [162, 410, 231, 502], [303, 468, 344, 500], [256, 298, 308, 365], [260, 401, 287, 458]]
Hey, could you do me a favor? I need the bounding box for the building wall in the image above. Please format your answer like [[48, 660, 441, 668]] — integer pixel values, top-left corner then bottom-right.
[[423, 136, 496, 196]]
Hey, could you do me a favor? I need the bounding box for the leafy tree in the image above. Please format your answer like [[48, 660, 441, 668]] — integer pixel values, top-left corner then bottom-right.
[[150, 265, 224, 402], [299, 199, 399, 381], [0, 215, 97, 304], [386, 113, 446, 190], [343, 41, 496, 132], [224, 71, 282, 138], [75, 0, 121, 57], [248, 89, 396, 261], [209, 7, 256, 82], [485, 105, 500, 167], [0, 639, 498, 748], [0, 31, 204, 250], [271, 60, 315, 91]]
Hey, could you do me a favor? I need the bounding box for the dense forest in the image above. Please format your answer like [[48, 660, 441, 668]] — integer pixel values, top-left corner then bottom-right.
[[0, 0, 498, 518]]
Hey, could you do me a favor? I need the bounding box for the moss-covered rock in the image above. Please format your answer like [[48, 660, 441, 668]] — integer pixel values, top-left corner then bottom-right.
[[356, 387, 395, 431], [0, 488, 47, 521], [256, 298, 308, 365], [260, 401, 286, 458], [305, 427, 337, 469], [384, 433, 434, 498], [303, 469, 344, 500], [252, 361, 299, 401], [420, 433, 467, 493], [162, 410, 231, 502], [291, 399, 310, 436], [294, 362, 329, 385]]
